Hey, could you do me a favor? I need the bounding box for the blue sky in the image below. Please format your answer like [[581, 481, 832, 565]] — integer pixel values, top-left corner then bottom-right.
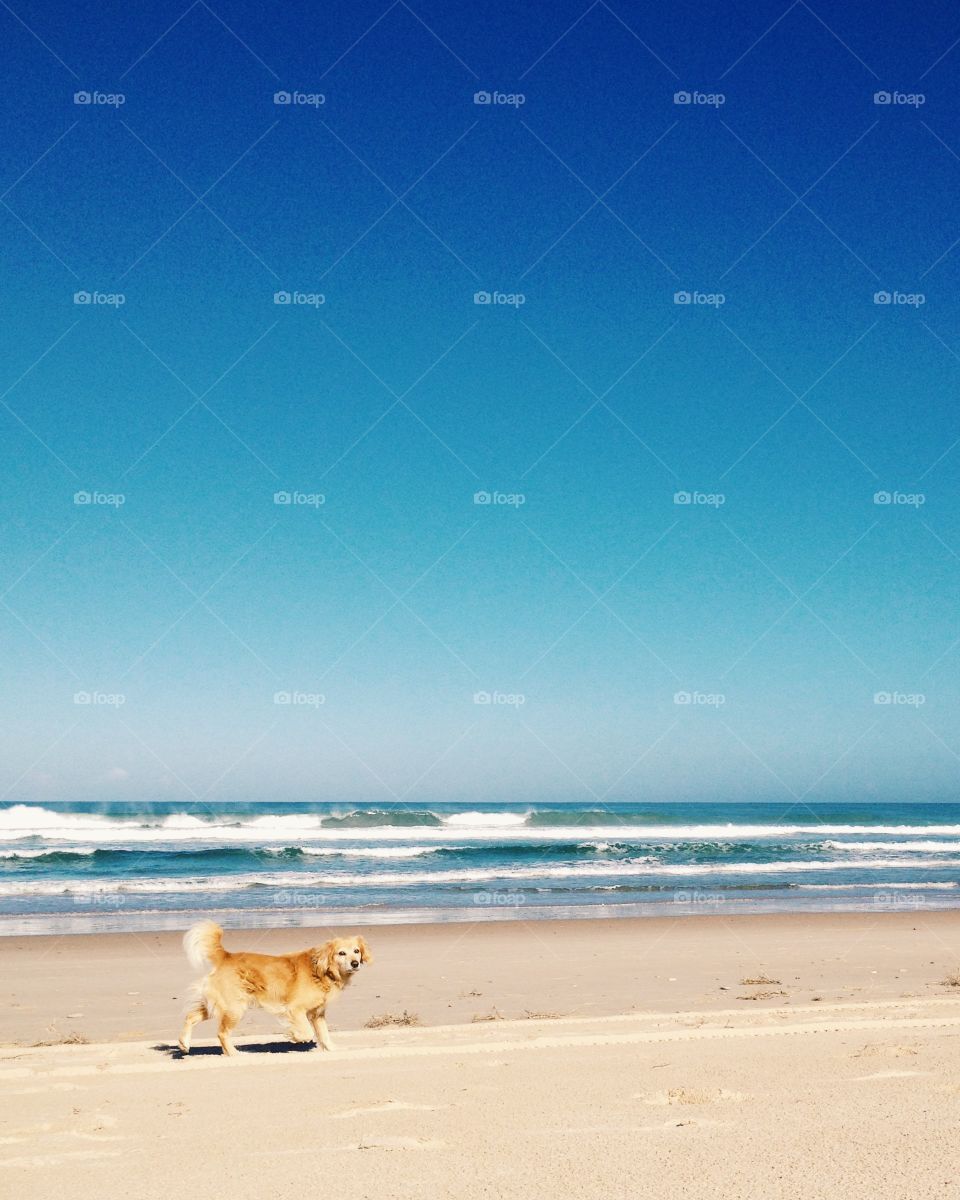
[[2, 0, 960, 806]]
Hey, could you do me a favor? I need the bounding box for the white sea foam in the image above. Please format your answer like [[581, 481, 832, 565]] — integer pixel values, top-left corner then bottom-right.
[[823, 840, 960, 853], [443, 811, 530, 828], [5, 805, 960, 846], [796, 882, 958, 890], [0, 856, 955, 898], [0, 847, 97, 859], [298, 846, 437, 859]]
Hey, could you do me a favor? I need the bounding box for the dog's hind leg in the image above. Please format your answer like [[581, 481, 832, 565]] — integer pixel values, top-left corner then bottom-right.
[[178, 1001, 208, 1053], [287, 1009, 314, 1043], [217, 1008, 242, 1057]]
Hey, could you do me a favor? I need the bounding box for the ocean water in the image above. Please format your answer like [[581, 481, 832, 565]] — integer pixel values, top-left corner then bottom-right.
[[2, 800, 959, 935]]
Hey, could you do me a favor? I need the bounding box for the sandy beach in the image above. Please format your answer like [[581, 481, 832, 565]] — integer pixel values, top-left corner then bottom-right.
[[2, 911, 960, 1198]]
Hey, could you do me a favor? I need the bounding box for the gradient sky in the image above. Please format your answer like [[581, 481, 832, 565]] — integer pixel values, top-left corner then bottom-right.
[[2, 0, 960, 806]]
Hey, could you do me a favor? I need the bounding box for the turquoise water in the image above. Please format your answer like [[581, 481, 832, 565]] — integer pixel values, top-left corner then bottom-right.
[[2, 801, 959, 934]]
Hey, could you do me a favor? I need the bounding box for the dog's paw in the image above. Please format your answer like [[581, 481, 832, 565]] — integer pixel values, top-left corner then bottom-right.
[[177, 1040, 190, 1054]]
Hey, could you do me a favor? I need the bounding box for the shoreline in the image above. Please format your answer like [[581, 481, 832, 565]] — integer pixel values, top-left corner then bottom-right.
[[4, 891, 959, 938]]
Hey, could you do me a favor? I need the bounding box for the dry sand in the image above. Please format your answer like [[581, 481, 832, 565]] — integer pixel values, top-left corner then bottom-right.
[[2, 911, 960, 1198]]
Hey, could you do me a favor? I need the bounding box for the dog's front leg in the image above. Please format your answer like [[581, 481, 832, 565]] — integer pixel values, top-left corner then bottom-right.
[[310, 1009, 334, 1051]]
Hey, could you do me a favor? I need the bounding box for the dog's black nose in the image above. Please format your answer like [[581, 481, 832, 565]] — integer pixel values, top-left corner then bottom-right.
[[351, 959, 360, 968]]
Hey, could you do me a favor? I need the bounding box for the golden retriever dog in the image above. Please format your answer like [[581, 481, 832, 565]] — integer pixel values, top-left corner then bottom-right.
[[177, 921, 372, 1056]]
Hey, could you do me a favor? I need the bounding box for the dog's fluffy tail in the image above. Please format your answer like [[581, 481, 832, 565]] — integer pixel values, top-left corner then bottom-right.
[[183, 921, 226, 971]]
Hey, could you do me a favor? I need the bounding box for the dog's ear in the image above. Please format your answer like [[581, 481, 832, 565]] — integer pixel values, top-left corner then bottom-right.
[[357, 936, 373, 965], [311, 942, 337, 978]]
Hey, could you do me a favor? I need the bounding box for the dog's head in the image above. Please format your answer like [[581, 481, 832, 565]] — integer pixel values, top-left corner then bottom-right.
[[312, 936, 372, 982]]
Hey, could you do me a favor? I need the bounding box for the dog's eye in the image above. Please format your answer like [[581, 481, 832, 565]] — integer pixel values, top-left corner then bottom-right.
[[338, 950, 346, 956]]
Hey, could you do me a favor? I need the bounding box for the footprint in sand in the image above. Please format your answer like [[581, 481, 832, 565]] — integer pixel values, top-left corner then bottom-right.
[[2, 1122, 56, 1136], [851, 1043, 919, 1060], [853, 1070, 932, 1080], [352, 1136, 444, 1151], [7, 1083, 81, 1096], [332, 1100, 439, 1119], [3, 1149, 123, 1168], [639, 1087, 747, 1106]]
